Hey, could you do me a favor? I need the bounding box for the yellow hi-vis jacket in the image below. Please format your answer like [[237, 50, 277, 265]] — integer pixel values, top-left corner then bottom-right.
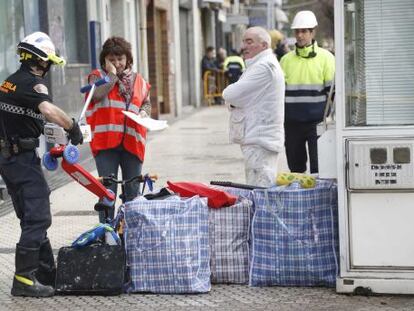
[[280, 41, 335, 123], [223, 55, 246, 71]]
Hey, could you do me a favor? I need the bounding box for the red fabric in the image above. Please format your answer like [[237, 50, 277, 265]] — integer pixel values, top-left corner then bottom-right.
[[86, 69, 150, 161], [167, 181, 237, 208]]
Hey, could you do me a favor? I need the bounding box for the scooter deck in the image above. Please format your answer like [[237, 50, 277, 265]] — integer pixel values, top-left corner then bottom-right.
[[61, 160, 115, 201]]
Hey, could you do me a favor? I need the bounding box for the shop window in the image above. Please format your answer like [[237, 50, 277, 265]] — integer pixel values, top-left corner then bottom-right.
[[344, 0, 414, 126], [64, 0, 89, 64], [0, 0, 24, 82]]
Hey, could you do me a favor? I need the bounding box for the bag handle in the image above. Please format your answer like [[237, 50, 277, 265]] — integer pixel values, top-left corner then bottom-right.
[[263, 185, 324, 245], [263, 188, 310, 246]]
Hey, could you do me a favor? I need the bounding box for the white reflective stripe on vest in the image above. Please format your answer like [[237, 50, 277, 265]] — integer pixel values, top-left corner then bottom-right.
[[285, 95, 327, 103], [94, 124, 146, 144], [125, 126, 146, 144], [85, 98, 140, 118], [94, 124, 124, 133]]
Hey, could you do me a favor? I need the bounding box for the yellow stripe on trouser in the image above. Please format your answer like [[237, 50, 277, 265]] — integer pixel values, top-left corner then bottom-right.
[[15, 274, 34, 286]]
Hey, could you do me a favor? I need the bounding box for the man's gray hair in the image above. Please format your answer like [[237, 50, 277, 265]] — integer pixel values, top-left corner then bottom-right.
[[248, 26, 271, 47]]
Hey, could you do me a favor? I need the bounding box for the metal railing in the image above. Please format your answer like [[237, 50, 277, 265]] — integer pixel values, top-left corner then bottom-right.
[[203, 70, 229, 106]]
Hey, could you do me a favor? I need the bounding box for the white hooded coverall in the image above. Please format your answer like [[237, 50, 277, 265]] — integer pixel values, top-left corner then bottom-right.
[[222, 49, 285, 187]]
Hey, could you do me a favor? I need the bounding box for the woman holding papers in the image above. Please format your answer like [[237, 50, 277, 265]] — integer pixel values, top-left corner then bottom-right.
[[85, 36, 151, 223]]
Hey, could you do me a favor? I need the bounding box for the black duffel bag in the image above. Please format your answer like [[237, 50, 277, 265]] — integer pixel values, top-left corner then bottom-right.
[[55, 243, 125, 295]]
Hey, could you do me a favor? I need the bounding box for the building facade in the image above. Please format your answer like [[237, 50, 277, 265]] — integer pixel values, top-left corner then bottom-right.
[[0, 0, 255, 121]]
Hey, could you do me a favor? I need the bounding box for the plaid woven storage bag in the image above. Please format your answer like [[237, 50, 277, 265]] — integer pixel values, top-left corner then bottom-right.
[[249, 180, 339, 287], [124, 196, 211, 293], [210, 185, 256, 219], [209, 197, 252, 284]]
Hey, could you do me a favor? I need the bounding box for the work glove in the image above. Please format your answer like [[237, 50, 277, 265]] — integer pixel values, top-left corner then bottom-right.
[[66, 118, 83, 145]]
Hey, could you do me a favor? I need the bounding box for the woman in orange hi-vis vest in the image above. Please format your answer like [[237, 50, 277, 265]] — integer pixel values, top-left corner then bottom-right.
[[86, 37, 151, 223]]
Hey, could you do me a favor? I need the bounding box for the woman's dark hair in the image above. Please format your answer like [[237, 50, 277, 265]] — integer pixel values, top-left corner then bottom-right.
[[99, 36, 133, 69]]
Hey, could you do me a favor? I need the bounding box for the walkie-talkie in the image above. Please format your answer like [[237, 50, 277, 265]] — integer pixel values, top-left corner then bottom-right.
[[0, 139, 11, 159]]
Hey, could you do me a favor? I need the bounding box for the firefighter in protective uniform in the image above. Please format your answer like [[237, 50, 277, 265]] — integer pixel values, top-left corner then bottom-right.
[[0, 32, 83, 297]]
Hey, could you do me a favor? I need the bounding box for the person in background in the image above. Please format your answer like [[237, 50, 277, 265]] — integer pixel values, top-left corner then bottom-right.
[[275, 40, 290, 61], [222, 27, 285, 187], [269, 29, 289, 61], [0, 32, 83, 297], [223, 49, 245, 84], [201, 46, 222, 105], [201, 46, 218, 77], [269, 29, 284, 51], [280, 11, 335, 174], [86, 37, 151, 223], [216, 47, 227, 69]]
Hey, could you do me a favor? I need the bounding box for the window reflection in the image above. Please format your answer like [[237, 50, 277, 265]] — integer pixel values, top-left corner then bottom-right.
[[344, 0, 414, 127], [0, 0, 24, 82]]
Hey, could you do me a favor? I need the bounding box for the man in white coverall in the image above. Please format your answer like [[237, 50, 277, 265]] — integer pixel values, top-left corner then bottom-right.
[[222, 26, 285, 187]]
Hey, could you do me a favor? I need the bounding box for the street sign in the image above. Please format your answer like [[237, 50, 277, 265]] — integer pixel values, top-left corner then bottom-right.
[[226, 14, 249, 25]]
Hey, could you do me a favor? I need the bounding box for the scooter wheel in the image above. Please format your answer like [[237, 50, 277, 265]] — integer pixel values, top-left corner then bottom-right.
[[63, 145, 80, 164], [102, 189, 115, 206], [43, 152, 58, 171]]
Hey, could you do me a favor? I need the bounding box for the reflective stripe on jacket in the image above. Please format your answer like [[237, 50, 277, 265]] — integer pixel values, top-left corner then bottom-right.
[[223, 55, 246, 71], [280, 42, 335, 123], [86, 69, 151, 161]]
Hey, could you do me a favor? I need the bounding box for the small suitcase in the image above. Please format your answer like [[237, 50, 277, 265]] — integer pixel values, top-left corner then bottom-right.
[[55, 243, 125, 295]]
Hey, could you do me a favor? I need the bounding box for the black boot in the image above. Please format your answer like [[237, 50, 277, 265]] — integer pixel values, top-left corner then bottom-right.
[[11, 244, 54, 297], [36, 238, 56, 288]]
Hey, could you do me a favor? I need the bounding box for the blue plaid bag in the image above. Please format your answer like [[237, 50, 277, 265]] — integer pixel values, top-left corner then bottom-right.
[[249, 180, 338, 287], [124, 196, 211, 293]]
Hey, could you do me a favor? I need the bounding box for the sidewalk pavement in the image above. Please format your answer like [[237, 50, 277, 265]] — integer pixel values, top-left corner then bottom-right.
[[0, 106, 412, 310]]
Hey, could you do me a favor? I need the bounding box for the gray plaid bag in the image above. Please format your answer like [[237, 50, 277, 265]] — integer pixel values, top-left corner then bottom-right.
[[209, 197, 252, 284]]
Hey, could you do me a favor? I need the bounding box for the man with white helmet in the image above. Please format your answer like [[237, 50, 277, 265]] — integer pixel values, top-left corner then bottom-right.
[[280, 11, 335, 174], [0, 32, 83, 297]]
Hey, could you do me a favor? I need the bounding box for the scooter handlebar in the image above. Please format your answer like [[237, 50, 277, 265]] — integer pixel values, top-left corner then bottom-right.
[[98, 174, 158, 186], [80, 76, 110, 93]]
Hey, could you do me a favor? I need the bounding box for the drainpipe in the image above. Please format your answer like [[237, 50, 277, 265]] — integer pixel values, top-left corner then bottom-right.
[[172, 0, 182, 117], [138, 0, 149, 81], [192, 0, 201, 107]]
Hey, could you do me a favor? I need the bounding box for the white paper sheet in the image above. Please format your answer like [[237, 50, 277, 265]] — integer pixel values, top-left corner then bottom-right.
[[122, 110, 168, 131]]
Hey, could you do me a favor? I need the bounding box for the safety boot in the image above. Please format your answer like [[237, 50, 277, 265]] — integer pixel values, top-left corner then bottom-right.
[[36, 238, 56, 288], [11, 244, 54, 297]]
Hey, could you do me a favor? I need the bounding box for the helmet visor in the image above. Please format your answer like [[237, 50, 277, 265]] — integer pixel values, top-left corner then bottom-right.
[[47, 53, 66, 66], [17, 42, 66, 66]]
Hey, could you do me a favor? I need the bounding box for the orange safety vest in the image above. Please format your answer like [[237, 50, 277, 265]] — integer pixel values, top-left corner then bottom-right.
[[85, 69, 151, 161]]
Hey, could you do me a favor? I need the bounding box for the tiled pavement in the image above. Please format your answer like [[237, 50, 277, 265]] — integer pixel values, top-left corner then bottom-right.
[[0, 106, 412, 310]]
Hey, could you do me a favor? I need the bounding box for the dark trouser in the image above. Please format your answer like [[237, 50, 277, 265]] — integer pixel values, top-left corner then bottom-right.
[[284, 121, 319, 174], [94, 146, 143, 223], [0, 150, 51, 248]]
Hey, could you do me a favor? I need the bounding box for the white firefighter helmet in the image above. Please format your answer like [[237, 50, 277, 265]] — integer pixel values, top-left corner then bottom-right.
[[17, 32, 66, 66], [291, 11, 318, 29]]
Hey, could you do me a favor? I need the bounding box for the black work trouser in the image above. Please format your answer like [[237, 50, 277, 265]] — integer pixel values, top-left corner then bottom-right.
[[284, 120, 319, 174], [0, 150, 51, 248]]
